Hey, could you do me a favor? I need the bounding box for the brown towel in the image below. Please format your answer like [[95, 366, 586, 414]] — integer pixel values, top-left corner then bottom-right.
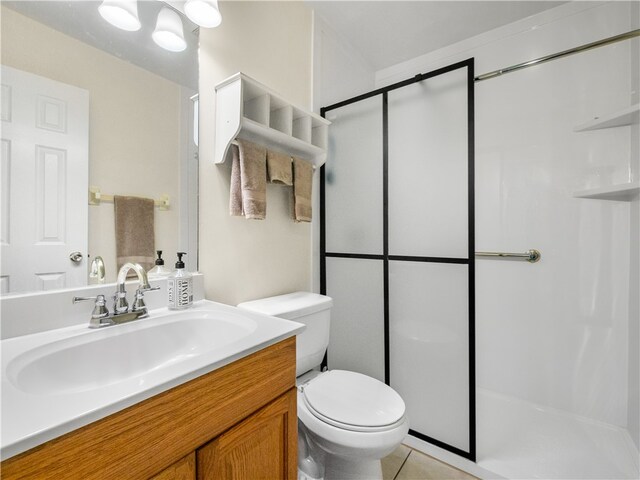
[[114, 195, 155, 273], [236, 139, 267, 220], [293, 157, 313, 222], [267, 150, 293, 185], [229, 145, 243, 216]]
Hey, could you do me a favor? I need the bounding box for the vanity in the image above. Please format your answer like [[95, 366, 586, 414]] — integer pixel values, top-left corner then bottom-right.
[[1, 288, 303, 479]]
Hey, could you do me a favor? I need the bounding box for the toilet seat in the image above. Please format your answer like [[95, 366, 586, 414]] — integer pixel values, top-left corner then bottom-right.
[[300, 370, 406, 433]]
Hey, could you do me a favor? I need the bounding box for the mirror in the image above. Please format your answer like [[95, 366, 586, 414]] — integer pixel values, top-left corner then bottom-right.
[[1, 1, 199, 295]]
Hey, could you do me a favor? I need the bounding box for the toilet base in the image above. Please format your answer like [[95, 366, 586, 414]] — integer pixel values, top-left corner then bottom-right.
[[299, 421, 386, 480], [324, 455, 383, 480], [298, 468, 323, 480]]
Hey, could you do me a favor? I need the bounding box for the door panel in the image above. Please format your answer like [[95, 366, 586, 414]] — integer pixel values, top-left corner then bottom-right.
[[326, 257, 386, 382], [324, 96, 383, 255], [389, 260, 470, 451], [388, 68, 468, 258], [197, 389, 297, 480], [0, 66, 89, 293], [150, 453, 195, 480]]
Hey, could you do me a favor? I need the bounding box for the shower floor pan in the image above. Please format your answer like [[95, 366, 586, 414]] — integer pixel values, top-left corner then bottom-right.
[[476, 388, 639, 479]]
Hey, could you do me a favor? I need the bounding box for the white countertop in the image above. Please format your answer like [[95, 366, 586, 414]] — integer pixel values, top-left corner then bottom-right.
[[1, 300, 304, 460]]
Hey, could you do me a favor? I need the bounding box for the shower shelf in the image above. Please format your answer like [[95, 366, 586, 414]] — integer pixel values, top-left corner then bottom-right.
[[573, 103, 639, 132], [573, 181, 639, 201], [214, 72, 330, 167], [573, 104, 639, 201]]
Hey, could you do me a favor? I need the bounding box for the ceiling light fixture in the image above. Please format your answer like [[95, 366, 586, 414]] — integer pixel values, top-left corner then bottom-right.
[[98, 0, 141, 31], [152, 7, 187, 52], [184, 0, 222, 28]]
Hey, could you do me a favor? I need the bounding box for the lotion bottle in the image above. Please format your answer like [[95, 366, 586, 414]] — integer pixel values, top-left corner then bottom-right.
[[167, 252, 193, 310], [148, 250, 171, 278]]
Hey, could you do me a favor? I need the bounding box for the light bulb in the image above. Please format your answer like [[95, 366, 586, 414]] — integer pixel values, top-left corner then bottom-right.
[[152, 7, 187, 52], [184, 0, 222, 28], [98, 0, 141, 32]]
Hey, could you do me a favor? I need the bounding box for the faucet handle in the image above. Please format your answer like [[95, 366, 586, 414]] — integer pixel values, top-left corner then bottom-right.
[[131, 286, 159, 318], [139, 286, 161, 293], [113, 290, 129, 315], [73, 295, 111, 326]]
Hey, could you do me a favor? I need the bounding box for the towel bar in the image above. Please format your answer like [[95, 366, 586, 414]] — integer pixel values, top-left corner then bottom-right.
[[475, 249, 541, 263], [88, 187, 170, 210]]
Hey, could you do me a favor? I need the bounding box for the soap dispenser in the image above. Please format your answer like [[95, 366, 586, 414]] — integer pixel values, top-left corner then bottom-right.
[[167, 252, 193, 310], [148, 250, 171, 278]]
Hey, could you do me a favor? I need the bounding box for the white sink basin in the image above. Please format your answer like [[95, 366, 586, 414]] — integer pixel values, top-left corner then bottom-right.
[[6, 312, 256, 395], [1, 300, 304, 461]]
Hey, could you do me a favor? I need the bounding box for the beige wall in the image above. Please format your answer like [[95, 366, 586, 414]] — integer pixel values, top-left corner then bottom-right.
[[199, 1, 313, 305], [1, 6, 182, 283]]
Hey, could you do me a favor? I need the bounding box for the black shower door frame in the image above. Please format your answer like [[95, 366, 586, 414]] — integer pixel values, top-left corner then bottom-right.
[[319, 58, 476, 461]]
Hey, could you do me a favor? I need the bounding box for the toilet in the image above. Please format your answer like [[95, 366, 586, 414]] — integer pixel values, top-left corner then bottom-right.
[[238, 292, 409, 480]]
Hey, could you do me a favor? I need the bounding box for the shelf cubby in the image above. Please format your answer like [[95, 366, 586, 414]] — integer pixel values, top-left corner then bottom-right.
[[312, 122, 329, 150], [293, 112, 312, 143], [270, 104, 293, 136], [214, 73, 330, 167], [243, 94, 269, 126]]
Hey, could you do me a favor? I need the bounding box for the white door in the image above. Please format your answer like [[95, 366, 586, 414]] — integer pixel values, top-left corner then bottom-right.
[[1, 65, 89, 294]]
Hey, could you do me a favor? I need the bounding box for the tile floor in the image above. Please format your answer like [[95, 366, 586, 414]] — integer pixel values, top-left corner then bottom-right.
[[381, 445, 478, 480]]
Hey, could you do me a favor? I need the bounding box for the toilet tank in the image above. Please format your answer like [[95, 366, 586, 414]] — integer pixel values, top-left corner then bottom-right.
[[238, 292, 333, 377]]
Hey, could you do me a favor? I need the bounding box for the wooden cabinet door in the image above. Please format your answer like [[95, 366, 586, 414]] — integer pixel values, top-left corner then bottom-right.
[[150, 453, 196, 480], [197, 388, 297, 480]]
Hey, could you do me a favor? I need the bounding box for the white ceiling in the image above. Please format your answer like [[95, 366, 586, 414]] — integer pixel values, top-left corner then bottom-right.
[[308, 1, 567, 71], [6, 1, 568, 87]]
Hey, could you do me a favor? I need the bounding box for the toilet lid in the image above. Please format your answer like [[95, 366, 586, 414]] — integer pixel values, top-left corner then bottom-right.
[[301, 370, 405, 430]]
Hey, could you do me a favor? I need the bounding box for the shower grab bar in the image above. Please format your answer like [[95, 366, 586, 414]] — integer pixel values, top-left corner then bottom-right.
[[475, 249, 541, 263]]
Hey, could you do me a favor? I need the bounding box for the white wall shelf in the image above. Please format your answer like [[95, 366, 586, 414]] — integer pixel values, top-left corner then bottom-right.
[[574, 103, 639, 132], [214, 73, 330, 167], [573, 103, 639, 202], [573, 181, 640, 201]]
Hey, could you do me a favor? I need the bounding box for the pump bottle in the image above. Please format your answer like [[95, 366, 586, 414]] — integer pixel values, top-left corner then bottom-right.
[[167, 252, 193, 310], [148, 251, 171, 278]]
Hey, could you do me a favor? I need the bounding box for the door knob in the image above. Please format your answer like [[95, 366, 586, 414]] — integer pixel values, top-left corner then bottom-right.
[[69, 251, 84, 263]]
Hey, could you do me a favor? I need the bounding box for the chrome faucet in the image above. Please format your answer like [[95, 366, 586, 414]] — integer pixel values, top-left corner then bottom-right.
[[114, 262, 153, 315], [88, 256, 106, 284], [73, 262, 159, 328]]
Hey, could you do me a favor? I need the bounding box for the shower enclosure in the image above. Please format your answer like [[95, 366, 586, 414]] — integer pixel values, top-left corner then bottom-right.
[[320, 28, 639, 479], [321, 59, 476, 459]]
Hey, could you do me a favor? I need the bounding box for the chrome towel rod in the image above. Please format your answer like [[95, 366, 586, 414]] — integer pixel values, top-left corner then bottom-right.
[[475, 249, 541, 263], [475, 29, 640, 82]]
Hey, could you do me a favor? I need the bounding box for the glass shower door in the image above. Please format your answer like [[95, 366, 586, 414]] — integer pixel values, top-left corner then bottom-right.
[[323, 96, 386, 382], [322, 59, 475, 459], [387, 64, 474, 456]]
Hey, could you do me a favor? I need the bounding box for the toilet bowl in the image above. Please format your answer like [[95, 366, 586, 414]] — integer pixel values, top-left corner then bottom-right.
[[238, 292, 409, 480]]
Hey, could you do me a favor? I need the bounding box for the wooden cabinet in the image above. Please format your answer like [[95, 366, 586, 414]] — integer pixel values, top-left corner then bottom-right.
[[1, 337, 297, 480], [151, 453, 196, 480], [198, 389, 297, 480]]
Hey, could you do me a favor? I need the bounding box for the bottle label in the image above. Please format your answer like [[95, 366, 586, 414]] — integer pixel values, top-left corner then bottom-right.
[[168, 278, 192, 308]]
